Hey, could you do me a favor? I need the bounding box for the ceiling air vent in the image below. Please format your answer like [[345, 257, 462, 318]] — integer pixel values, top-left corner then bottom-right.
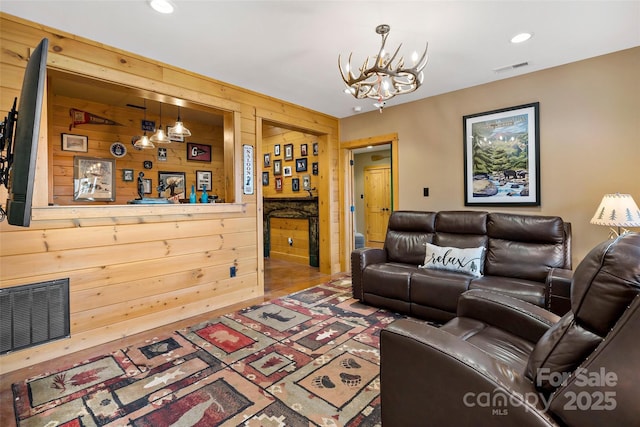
[[493, 62, 530, 73]]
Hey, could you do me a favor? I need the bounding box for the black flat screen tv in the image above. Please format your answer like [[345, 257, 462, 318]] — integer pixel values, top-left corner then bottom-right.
[[1, 38, 48, 227]]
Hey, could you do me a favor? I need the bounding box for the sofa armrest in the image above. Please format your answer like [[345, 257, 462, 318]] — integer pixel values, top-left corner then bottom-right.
[[545, 267, 572, 316], [350, 247, 387, 300], [457, 289, 560, 343], [380, 319, 559, 427]]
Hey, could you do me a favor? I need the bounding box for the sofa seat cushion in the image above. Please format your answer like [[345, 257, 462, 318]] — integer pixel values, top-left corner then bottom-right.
[[362, 263, 414, 313], [441, 317, 535, 370], [410, 269, 472, 313], [469, 275, 546, 307]]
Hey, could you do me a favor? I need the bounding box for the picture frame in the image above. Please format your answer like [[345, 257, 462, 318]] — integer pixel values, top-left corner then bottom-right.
[[463, 102, 540, 206], [62, 133, 88, 152], [186, 142, 212, 162], [292, 178, 300, 192], [122, 168, 134, 182], [262, 171, 269, 186], [274, 144, 281, 156], [167, 125, 184, 143], [158, 147, 167, 161], [73, 156, 115, 201], [142, 178, 152, 194], [313, 142, 318, 156], [283, 166, 292, 177], [264, 153, 271, 167], [275, 176, 282, 191], [196, 170, 212, 191], [302, 174, 311, 191], [312, 162, 318, 175], [273, 159, 282, 176], [158, 171, 186, 199], [284, 144, 293, 160], [295, 157, 308, 172], [300, 143, 308, 156]]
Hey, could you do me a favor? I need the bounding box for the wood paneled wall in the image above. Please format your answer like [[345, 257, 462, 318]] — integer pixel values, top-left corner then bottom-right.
[[49, 93, 226, 205], [262, 129, 319, 198], [0, 13, 340, 374]]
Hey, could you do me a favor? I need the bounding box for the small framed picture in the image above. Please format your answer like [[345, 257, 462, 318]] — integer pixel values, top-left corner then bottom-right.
[[296, 158, 308, 172], [158, 171, 186, 199], [264, 153, 271, 167], [302, 174, 311, 190], [167, 125, 184, 143], [313, 142, 318, 156], [142, 178, 153, 194], [62, 133, 88, 152], [301, 144, 308, 156], [275, 176, 282, 191], [262, 171, 269, 186], [158, 147, 167, 161], [292, 178, 300, 192], [283, 166, 292, 177], [73, 156, 115, 201], [187, 142, 212, 162], [122, 169, 134, 182], [196, 170, 212, 191], [312, 162, 319, 175], [274, 144, 281, 156], [273, 159, 282, 176], [284, 144, 293, 160]]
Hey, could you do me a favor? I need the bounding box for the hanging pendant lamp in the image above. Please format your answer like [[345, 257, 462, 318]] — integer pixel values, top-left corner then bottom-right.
[[169, 105, 191, 138], [134, 99, 155, 149], [150, 102, 171, 143]]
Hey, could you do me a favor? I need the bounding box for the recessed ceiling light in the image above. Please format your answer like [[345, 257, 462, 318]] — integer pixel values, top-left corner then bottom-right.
[[511, 32, 533, 44], [149, 0, 175, 14]]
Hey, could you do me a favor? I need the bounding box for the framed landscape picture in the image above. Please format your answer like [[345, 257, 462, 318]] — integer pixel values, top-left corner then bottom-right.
[[463, 102, 540, 206]]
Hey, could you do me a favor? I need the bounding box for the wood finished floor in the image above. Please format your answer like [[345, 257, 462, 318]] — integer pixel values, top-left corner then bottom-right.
[[0, 258, 337, 426]]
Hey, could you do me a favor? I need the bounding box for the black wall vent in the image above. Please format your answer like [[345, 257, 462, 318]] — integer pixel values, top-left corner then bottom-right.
[[0, 278, 70, 355]]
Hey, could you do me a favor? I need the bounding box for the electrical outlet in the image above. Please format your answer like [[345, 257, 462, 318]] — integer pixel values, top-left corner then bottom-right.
[[288, 237, 293, 246], [423, 187, 429, 197], [230, 266, 236, 277]]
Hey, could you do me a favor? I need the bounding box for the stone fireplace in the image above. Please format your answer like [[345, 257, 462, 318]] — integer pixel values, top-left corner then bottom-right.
[[263, 197, 319, 267]]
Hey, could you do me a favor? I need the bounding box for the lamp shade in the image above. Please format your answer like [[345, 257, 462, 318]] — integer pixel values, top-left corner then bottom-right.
[[590, 193, 640, 227]]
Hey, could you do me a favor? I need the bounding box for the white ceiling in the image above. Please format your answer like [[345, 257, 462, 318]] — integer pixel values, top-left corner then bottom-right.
[[2, 1, 639, 118]]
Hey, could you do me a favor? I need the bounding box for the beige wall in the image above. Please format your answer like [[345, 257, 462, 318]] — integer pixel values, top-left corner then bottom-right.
[[340, 47, 640, 265]]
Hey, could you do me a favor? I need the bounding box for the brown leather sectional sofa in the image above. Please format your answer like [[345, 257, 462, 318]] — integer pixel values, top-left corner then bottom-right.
[[351, 210, 572, 322], [380, 232, 640, 426]]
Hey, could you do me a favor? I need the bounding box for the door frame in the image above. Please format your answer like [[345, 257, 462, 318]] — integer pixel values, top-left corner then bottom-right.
[[339, 133, 399, 270]]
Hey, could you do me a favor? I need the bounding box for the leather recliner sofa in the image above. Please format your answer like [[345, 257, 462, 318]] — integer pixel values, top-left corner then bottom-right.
[[380, 232, 640, 426], [351, 210, 573, 322]]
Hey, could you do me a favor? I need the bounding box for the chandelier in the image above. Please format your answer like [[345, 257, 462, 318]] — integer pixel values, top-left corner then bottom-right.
[[339, 24, 429, 111]]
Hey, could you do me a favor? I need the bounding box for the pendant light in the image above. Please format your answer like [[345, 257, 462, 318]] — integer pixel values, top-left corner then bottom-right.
[[169, 105, 191, 138], [150, 102, 171, 143], [134, 99, 155, 149]]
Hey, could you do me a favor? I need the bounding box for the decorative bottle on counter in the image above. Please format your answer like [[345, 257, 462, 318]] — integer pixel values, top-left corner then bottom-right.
[[200, 184, 209, 203], [189, 184, 196, 203]]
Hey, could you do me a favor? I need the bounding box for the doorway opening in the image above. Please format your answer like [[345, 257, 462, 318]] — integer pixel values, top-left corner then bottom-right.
[[340, 133, 399, 268], [353, 145, 392, 248]]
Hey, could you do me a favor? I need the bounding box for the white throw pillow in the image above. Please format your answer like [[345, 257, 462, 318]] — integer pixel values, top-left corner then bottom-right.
[[420, 243, 484, 277]]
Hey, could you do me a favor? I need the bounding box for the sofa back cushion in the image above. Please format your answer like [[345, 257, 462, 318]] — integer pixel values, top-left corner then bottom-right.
[[385, 211, 436, 265], [433, 211, 489, 250], [485, 213, 568, 282]]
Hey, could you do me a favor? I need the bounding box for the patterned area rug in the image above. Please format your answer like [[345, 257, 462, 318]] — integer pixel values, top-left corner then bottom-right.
[[12, 277, 412, 426]]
